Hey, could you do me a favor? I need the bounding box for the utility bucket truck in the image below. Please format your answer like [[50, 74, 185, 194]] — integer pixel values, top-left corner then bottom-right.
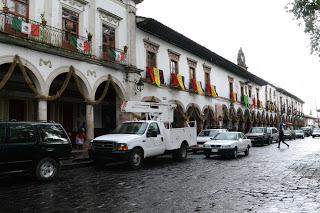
[[88, 101, 197, 169]]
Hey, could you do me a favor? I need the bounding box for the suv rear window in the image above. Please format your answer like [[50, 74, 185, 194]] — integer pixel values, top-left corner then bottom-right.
[[38, 125, 69, 143]]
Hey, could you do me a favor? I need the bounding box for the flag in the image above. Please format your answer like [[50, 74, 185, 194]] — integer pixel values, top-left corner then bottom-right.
[[21, 21, 31, 34], [196, 81, 204, 95], [71, 36, 90, 52], [191, 79, 197, 92], [243, 95, 249, 108], [153, 68, 161, 87], [31, 24, 40, 36], [210, 85, 218, 97], [171, 73, 179, 87], [12, 18, 22, 32], [147, 67, 155, 83], [177, 74, 185, 90]]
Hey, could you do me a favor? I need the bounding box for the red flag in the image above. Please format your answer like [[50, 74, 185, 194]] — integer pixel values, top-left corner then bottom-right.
[[147, 67, 155, 83], [31, 24, 40, 36], [192, 79, 197, 92], [83, 41, 90, 53]]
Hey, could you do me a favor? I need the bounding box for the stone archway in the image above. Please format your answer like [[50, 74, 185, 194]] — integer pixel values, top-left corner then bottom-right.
[[173, 102, 187, 128], [47, 68, 90, 147], [251, 111, 257, 127], [266, 113, 270, 127], [237, 108, 244, 132], [203, 106, 216, 129], [0, 56, 43, 121], [229, 106, 238, 131], [244, 109, 252, 133], [222, 104, 230, 129], [257, 111, 262, 127], [93, 77, 126, 137], [186, 104, 204, 133]]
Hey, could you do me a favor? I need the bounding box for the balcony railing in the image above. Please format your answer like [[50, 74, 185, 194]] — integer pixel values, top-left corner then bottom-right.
[[0, 11, 127, 64]]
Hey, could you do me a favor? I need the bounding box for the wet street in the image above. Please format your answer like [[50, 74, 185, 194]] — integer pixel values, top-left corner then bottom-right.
[[1, 137, 320, 212]]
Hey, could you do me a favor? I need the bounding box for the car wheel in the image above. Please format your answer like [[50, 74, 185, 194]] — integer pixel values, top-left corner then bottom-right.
[[244, 146, 250, 156], [173, 143, 188, 161], [129, 148, 143, 169], [231, 147, 237, 159], [35, 158, 58, 181]]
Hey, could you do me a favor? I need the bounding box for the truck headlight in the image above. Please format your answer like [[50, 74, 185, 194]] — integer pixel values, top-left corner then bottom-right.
[[116, 143, 128, 151]]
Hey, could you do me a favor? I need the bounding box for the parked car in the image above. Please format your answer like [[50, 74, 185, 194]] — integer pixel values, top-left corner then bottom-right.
[[245, 127, 272, 146], [301, 127, 312, 137], [283, 129, 296, 140], [312, 129, 320, 138], [0, 121, 72, 181], [203, 132, 251, 159], [294, 130, 305, 139], [267, 127, 279, 142], [192, 129, 227, 153]]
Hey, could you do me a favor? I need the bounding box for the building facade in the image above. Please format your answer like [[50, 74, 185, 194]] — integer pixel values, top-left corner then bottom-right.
[[0, 0, 305, 145]]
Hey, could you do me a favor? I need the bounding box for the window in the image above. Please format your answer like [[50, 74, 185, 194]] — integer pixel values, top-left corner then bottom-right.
[[189, 67, 196, 80], [6, 0, 29, 18], [0, 124, 6, 144], [256, 89, 260, 100], [148, 123, 160, 135], [229, 82, 233, 93], [240, 84, 244, 97], [170, 60, 178, 74], [102, 25, 115, 60], [62, 8, 79, 41], [9, 123, 35, 144], [38, 125, 68, 143], [249, 87, 252, 97], [147, 51, 156, 68], [205, 72, 210, 86]]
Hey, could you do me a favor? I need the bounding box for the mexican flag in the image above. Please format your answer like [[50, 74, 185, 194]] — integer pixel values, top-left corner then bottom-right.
[[109, 48, 126, 62], [70, 36, 90, 53], [11, 18, 40, 36]]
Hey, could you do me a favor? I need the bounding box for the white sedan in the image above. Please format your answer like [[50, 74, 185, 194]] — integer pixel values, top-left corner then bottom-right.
[[203, 132, 252, 159]]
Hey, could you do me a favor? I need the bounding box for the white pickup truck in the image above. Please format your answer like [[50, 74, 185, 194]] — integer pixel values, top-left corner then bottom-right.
[[88, 120, 197, 169]]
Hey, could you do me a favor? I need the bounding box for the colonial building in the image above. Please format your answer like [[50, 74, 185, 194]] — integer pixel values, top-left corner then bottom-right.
[[135, 17, 304, 133], [0, 0, 143, 142], [0, 0, 305, 146]]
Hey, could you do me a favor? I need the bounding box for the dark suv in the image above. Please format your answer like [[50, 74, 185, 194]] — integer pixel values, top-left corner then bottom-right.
[[0, 121, 72, 181], [245, 127, 272, 146]]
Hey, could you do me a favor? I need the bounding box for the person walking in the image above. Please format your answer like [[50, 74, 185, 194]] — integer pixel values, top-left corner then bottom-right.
[[75, 128, 86, 149], [278, 127, 289, 148]]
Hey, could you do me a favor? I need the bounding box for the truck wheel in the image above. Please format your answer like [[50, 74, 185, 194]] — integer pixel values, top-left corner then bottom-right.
[[35, 158, 58, 181], [129, 148, 143, 170], [173, 143, 188, 161]]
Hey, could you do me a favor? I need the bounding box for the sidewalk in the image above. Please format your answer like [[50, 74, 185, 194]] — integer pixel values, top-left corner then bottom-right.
[[60, 149, 93, 170]]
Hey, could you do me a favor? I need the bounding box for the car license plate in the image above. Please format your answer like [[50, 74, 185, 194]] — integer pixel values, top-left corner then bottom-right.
[[211, 149, 218, 152]]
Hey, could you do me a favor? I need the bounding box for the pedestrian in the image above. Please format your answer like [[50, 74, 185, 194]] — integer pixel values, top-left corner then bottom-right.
[[278, 127, 289, 148], [75, 128, 86, 149]]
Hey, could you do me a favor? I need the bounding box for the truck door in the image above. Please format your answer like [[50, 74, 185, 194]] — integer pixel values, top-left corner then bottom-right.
[[145, 122, 165, 156]]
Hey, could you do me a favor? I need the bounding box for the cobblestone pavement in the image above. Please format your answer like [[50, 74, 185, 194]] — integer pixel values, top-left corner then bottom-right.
[[1, 137, 320, 212]]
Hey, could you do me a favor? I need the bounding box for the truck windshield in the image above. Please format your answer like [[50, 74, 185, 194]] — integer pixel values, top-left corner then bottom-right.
[[250, 128, 264, 133], [112, 122, 148, 135]]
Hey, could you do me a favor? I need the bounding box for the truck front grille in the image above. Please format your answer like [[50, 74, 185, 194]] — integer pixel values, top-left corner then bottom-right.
[[93, 140, 115, 152]]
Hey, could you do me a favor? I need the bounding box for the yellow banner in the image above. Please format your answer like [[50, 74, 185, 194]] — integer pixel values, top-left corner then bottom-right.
[[153, 68, 160, 87], [210, 85, 218, 97], [177, 74, 185, 90], [196, 81, 204, 95]]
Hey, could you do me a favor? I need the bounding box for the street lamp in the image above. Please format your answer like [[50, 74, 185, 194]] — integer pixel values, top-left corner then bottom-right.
[[136, 77, 144, 92]]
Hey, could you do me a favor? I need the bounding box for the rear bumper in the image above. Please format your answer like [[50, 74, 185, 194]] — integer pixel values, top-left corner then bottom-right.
[[248, 138, 265, 145]]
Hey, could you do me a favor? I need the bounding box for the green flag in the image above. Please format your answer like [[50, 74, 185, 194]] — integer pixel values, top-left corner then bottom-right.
[[12, 18, 22, 32], [108, 48, 116, 59]]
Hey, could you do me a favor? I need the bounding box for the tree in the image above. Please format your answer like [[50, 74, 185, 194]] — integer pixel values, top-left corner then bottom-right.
[[288, 0, 320, 56]]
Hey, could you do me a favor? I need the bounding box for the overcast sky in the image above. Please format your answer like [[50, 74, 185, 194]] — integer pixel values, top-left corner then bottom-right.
[[137, 0, 320, 117]]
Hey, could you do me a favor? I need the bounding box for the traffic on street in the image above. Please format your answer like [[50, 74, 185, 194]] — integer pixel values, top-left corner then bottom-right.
[[1, 136, 320, 212]]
